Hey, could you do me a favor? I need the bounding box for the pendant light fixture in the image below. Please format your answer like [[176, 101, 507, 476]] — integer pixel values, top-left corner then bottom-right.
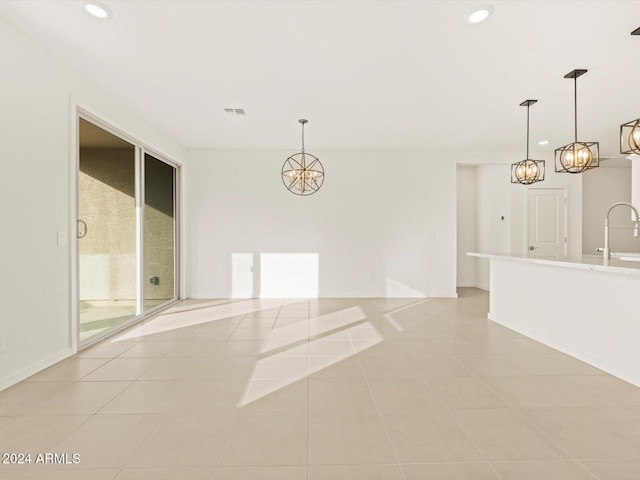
[[555, 69, 599, 173], [282, 119, 324, 196], [620, 118, 640, 155], [620, 29, 640, 155], [511, 100, 545, 184]]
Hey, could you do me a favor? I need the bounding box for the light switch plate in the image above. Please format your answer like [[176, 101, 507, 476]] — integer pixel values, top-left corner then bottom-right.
[[57, 231, 67, 247]]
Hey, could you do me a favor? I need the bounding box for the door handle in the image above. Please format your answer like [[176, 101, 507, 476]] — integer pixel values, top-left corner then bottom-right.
[[77, 219, 88, 239], [529, 246, 537, 251]]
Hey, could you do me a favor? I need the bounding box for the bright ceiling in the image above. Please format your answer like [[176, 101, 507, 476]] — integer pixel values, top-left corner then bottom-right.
[[1, 0, 639, 159]]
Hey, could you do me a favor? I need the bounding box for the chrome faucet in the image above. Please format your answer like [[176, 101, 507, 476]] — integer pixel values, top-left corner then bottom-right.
[[603, 202, 640, 260]]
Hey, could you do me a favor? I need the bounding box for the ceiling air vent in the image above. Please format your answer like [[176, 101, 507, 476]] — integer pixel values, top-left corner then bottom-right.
[[224, 108, 246, 116]]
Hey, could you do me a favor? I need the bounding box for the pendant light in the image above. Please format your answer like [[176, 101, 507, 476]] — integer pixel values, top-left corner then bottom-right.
[[555, 69, 599, 173], [511, 100, 545, 184], [282, 119, 324, 196], [620, 118, 640, 155], [620, 29, 640, 155]]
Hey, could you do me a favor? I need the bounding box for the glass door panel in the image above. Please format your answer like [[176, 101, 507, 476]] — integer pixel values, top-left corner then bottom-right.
[[78, 118, 137, 341], [144, 153, 176, 311]]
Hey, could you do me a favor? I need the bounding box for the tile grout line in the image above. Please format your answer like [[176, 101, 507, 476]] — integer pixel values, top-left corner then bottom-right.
[[38, 363, 167, 474], [205, 304, 271, 479], [210, 303, 292, 480], [343, 303, 407, 480], [376, 303, 502, 478], [210, 302, 280, 475], [95, 301, 249, 475], [2, 293, 635, 478], [5, 342, 177, 476], [441, 407, 505, 479], [36, 365, 137, 471], [205, 308, 250, 479], [445, 352, 601, 479], [103, 313, 223, 475], [429, 354, 505, 479]]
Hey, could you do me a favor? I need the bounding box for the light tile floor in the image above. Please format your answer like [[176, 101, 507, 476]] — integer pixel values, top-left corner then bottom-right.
[[1, 289, 640, 479]]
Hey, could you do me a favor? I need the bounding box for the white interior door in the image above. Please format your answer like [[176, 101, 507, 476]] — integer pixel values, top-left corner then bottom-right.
[[527, 188, 567, 259]]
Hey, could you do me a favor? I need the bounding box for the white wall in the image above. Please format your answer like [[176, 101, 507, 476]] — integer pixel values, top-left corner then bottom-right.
[[0, 17, 185, 389], [186, 150, 457, 298], [456, 165, 477, 287], [583, 166, 639, 254], [474, 164, 512, 290], [633, 159, 640, 213]]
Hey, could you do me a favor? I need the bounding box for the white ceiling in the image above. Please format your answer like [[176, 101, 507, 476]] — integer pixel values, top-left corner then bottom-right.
[[1, 0, 640, 159]]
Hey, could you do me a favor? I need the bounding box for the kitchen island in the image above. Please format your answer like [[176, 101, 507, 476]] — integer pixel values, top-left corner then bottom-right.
[[469, 252, 640, 388]]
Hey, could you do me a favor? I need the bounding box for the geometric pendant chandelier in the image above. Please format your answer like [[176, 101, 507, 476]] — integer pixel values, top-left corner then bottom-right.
[[511, 99, 545, 184], [555, 69, 599, 173], [620, 117, 640, 155], [621, 29, 640, 155], [281, 119, 324, 196]]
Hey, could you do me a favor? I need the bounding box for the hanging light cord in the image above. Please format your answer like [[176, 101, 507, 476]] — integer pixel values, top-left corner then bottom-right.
[[526, 103, 530, 159], [301, 122, 305, 153], [574, 75, 578, 143]]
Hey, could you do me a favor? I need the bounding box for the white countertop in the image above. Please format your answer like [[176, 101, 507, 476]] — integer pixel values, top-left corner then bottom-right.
[[468, 252, 640, 276]]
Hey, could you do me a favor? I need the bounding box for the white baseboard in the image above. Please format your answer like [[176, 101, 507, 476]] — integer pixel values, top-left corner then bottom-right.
[[488, 313, 640, 389], [457, 283, 489, 292], [200, 292, 459, 299], [0, 348, 73, 392]]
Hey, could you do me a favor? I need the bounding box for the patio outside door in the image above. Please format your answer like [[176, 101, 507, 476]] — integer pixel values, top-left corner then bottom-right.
[[78, 118, 138, 341], [77, 116, 178, 345]]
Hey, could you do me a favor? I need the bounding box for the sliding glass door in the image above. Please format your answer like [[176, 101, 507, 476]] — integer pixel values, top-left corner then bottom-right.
[[77, 116, 179, 345], [144, 153, 176, 311]]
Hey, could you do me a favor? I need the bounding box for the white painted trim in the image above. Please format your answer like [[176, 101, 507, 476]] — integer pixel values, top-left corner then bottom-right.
[[457, 282, 489, 291], [177, 165, 186, 300], [135, 147, 144, 316], [70, 98, 184, 351], [488, 313, 640, 388], [0, 348, 74, 392], [72, 99, 183, 167], [257, 292, 459, 299], [69, 96, 79, 354], [79, 298, 181, 350], [456, 282, 488, 291], [141, 149, 182, 305]]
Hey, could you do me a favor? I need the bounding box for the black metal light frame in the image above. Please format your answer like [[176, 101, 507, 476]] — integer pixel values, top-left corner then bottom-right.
[[620, 31, 640, 155], [555, 69, 599, 174], [511, 99, 545, 185], [282, 119, 324, 196]]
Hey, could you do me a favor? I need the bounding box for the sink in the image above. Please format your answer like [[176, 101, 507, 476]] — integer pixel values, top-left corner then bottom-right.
[[617, 255, 640, 262]]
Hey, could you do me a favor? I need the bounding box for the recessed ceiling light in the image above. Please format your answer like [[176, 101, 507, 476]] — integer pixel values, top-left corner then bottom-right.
[[466, 5, 494, 24], [538, 140, 550, 145], [84, 1, 112, 19]]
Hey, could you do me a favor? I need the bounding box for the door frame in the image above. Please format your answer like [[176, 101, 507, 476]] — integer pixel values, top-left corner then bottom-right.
[[70, 98, 184, 351], [524, 187, 568, 257]]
